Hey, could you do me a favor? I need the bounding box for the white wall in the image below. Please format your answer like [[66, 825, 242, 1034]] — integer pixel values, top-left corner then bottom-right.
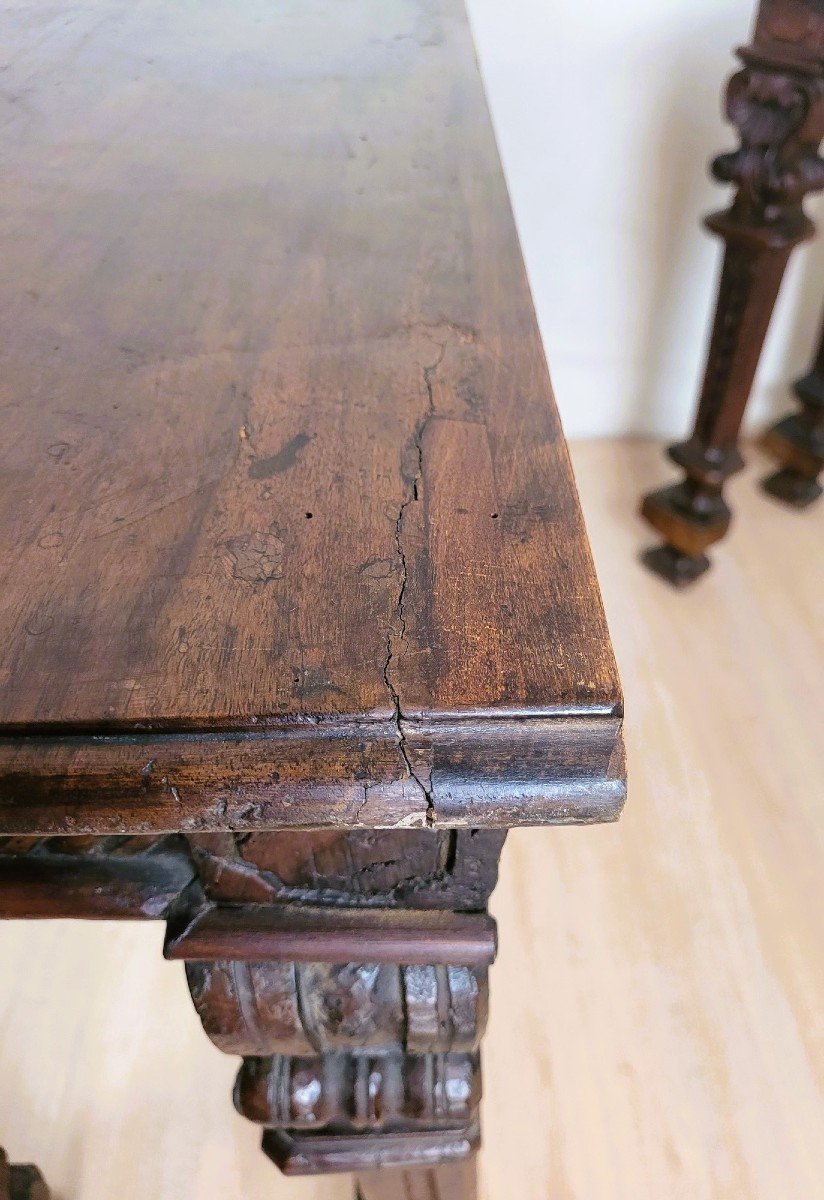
[[466, 0, 824, 440]]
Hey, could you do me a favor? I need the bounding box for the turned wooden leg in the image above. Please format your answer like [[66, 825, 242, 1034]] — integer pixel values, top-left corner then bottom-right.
[[762, 304, 824, 505], [356, 1158, 477, 1200], [169, 831, 504, 1185], [642, 0, 824, 585], [0, 1150, 49, 1200]]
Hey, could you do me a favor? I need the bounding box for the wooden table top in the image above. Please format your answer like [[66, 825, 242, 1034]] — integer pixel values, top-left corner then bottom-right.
[[0, 0, 623, 834]]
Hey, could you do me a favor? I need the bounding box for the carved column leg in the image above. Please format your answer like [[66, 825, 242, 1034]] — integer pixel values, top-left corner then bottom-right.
[[762, 303, 824, 504], [0, 1150, 49, 1200], [641, 0, 824, 585], [169, 830, 504, 1186]]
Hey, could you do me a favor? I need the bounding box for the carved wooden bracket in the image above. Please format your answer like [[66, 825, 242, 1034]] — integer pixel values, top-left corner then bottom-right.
[[186, 960, 487, 1057], [0, 829, 504, 1178], [173, 830, 502, 1175]]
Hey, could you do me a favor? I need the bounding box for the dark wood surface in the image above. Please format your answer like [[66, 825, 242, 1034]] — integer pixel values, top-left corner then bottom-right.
[[0, 0, 622, 833]]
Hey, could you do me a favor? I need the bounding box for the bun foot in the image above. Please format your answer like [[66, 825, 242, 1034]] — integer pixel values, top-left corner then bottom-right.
[[640, 545, 711, 588]]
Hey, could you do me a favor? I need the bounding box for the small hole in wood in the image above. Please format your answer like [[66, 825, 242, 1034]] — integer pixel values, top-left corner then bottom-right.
[[305, 512, 313, 519], [490, 512, 498, 519]]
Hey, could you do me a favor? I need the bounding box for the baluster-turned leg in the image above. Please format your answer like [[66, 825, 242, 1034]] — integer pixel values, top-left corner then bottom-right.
[[168, 830, 504, 1190], [0, 1149, 49, 1200], [641, 0, 824, 585], [762, 304, 824, 504]]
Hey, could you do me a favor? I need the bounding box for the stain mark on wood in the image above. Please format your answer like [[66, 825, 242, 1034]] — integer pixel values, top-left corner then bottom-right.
[[249, 433, 314, 479]]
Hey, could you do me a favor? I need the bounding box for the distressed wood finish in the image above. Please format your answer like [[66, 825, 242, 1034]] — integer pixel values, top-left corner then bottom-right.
[[0, 716, 625, 836], [173, 828, 502, 1177], [0, 0, 622, 832], [0, 835, 195, 919], [641, 0, 824, 585], [0, 1, 624, 1195]]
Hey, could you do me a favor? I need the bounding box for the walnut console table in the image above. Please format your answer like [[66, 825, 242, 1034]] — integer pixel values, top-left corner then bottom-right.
[[0, 2, 625, 1197]]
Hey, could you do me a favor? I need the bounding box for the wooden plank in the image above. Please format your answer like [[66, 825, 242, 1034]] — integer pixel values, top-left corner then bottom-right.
[[0, 0, 622, 831]]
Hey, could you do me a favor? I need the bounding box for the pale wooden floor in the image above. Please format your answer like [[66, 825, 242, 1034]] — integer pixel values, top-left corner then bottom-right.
[[1, 439, 821, 1200]]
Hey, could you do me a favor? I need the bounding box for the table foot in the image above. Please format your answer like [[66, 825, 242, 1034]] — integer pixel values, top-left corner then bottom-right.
[[761, 466, 822, 508], [640, 545, 711, 588], [0, 1150, 50, 1200]]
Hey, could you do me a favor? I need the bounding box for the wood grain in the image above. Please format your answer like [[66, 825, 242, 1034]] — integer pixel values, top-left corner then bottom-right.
[[0, 714, 625, 835], [0, 441, 819, 1200], [164, 904, 497, 966], [0, 0, 619, 731]]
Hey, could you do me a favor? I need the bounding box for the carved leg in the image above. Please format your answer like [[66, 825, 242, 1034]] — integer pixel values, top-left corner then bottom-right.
[[170, 831, 504, 1184], [762, 304, 824, 504], [356, 1158, 477, 1200], [641, 0, 824, 585], [0, 1150, 49, 1200]]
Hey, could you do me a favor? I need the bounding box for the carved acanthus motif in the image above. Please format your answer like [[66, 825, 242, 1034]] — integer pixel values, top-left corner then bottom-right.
[[176, 826, 504, 1175], [713, 62, 824, 234], [187, 960, 486, 1056]]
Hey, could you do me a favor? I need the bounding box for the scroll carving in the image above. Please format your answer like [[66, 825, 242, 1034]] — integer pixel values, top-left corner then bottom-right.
[[178, 828, 503, 1176], [187, 961, 486, 1056], [712, 63, 824, 235]]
